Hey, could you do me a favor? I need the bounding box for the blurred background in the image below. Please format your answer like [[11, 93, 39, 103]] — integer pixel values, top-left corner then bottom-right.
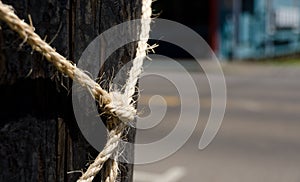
[[133, 0, 300, 181], [151, 0, 300, 60]]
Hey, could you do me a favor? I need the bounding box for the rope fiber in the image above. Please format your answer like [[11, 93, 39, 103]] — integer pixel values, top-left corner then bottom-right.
[[0, 0, 137, 123], [0, 0, 152, 181]]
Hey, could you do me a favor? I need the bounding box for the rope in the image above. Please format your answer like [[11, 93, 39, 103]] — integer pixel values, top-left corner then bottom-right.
[[124, 0, 152, 102], [0, 0, 152, 181], [78, 0, 152, 181], [0, 0, 136, 123], [78, 123, 125, 182], [104, 157, 119, 182]]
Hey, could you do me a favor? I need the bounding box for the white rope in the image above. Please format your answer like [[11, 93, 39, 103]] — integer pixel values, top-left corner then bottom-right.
[[77, 124, 124, 182], [104, 155, 119, 182], [77, 0, 152, 181], [0, 0, 152, 181], [0, 1, 136, 123], [124, 0, 152, 103]]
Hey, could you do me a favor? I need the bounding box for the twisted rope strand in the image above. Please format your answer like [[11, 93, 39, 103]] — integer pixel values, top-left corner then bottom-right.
[[124, 0, 152, 104], [104, 157, 119, 182], [0, 0, 152, 181], [0, 1, 136, 122], [77, 124, 125, 182], [78, 0, 152, 181]]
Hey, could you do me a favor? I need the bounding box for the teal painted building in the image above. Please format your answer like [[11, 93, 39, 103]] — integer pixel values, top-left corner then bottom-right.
[[219, 0, 300, 59], [152, 0, 300, 59]]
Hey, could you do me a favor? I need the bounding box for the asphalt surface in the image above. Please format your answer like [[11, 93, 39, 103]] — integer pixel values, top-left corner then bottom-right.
[[132, 60, 300, 182]]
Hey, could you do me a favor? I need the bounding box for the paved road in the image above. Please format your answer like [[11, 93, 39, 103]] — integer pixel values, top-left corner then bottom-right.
[[133, 60, 300, 182]]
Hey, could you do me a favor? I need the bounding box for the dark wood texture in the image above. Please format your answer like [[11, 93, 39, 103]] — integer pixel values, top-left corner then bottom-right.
[[0, 0, 142, 181]]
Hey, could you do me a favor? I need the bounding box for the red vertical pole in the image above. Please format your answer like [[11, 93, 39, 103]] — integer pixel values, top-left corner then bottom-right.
[[209, 0, 219, 52]]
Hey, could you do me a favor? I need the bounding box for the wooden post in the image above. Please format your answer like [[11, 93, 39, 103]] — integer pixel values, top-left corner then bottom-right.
[[0, 0, 141, 181]]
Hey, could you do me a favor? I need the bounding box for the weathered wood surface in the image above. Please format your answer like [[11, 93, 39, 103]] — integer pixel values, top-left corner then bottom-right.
[[0, 0, 141, 181]]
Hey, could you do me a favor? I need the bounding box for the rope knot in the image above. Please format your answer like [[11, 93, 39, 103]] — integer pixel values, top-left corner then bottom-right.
[[0, 0, 152, 181], [106, 91, 136, 123]]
